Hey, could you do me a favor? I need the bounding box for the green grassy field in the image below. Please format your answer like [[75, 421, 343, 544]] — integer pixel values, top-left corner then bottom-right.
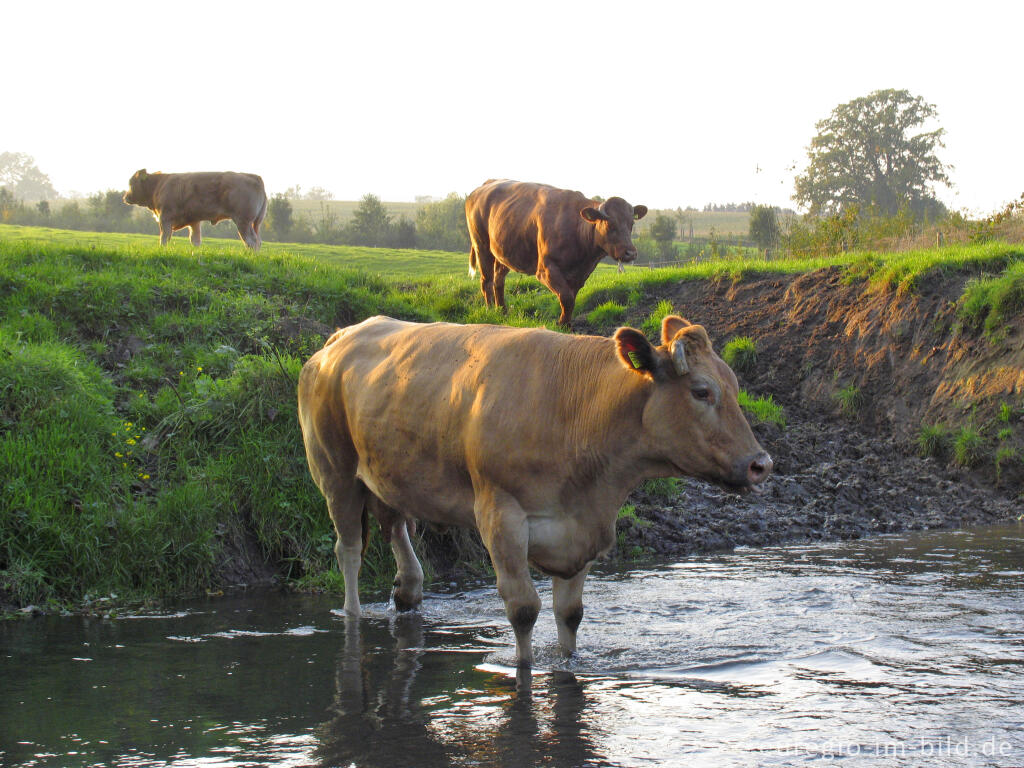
[[1, 222, 1021, 611]]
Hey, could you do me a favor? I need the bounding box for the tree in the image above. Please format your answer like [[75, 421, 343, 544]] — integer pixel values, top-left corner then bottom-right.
[[0, 152, 58, 201], [793, 89, 950, 218], [415, 193, 469, 252], [347, 193, 392, 246], [748, 205, 780, 255], [266, 194, 294, 241], [649, 214, 678, 261], [304, 186, 332, 201], [87, 189, 133, 231]]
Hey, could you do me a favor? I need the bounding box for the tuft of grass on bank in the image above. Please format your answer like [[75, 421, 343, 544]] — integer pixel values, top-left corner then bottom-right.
[[738, 391, 786, 428], [957, 260, 1024, 338], [722, 336, 758, 374]]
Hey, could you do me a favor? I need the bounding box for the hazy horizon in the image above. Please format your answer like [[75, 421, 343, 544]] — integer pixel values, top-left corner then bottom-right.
[[5, 1, 1023, 217]]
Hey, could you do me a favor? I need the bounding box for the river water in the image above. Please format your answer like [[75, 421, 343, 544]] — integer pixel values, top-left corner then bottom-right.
[[2, 523, 1022, 767]]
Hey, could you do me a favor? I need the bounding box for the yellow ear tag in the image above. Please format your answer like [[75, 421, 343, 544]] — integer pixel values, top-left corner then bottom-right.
[[627, 350, 643, 369]]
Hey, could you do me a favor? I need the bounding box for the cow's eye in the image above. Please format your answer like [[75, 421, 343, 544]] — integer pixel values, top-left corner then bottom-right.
[[691, 387, 712, 403]]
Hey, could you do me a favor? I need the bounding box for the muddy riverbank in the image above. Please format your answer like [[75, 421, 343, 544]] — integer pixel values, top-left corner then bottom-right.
[[614, 412, 1019, 560]]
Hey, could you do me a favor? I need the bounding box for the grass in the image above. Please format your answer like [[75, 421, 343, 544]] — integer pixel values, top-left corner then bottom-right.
[[953, 426, 985, 468], [738, 391, 786, 428], [586, 301, 627, 329], [722, 336, 758, 374], [835, 384, 865, 417], [641, 300, 675, 338], [1, 222, 1021, 609], [957, 260, 1024, 338], [641, 477, 683, 498], [917, 423, 951, 459]]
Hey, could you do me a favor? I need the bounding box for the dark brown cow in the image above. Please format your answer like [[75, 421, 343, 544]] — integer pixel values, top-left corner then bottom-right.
[[123, 169, 268, 250], [298, 314, 772, 666], [465, 179, 648, 325]]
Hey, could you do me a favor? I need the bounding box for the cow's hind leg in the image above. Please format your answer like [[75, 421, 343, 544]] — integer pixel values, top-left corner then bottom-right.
[[368, 496, 424, 611], [189, 223, 202, 247], [474, 245, 497, 308], [492, 262, 510, 312], [325, 480, 369, 616], [552, 564, 591, 656], [234, 218, 260, 250]]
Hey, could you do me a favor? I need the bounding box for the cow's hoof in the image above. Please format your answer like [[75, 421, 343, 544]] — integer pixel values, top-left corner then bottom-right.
[[392, 587, 421, 612]]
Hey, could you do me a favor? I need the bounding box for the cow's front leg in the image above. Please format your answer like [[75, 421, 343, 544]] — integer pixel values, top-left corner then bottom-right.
[[537, 266, 577, 326], [159, 217, 173, 246], [189, 223, 202, 247], [552, 564, 591, 657], [478, 496, 540, 666]]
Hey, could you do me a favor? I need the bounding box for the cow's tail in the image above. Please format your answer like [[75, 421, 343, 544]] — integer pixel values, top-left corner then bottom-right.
[[468, 245, 478, 278], [254, 193, 268, 234]]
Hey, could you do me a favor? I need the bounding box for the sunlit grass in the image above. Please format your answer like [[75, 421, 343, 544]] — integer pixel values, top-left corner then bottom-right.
[[1, 223, 1021, 608]]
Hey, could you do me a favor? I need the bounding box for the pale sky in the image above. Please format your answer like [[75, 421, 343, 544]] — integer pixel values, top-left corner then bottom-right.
[[5, 0, 1022, 215]]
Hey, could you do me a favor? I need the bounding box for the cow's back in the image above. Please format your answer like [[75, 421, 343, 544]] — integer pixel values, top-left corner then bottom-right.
[[299, 315, 630, 526], [154, 172, 266, 222], [466, 180, 592, 273]]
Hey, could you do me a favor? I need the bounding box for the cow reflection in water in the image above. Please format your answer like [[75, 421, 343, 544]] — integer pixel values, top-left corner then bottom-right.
[[314, 616, 599, 768]]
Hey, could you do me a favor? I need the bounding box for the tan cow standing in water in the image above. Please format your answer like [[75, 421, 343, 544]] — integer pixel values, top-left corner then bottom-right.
[[123, 169, 268, 249], [298, 315, 772, 666], [465, 180, 648, 325]]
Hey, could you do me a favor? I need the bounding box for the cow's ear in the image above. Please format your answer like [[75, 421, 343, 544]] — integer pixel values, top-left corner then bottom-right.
[[614, 327, 658, 377], [581, 207, 609, 223], [633, 205, 648, 220], [660, 314, 691, 345]]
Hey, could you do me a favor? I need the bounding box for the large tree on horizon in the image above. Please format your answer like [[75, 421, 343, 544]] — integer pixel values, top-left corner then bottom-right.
[[793, 89, 951, 218], [0, 152, 58, 201]]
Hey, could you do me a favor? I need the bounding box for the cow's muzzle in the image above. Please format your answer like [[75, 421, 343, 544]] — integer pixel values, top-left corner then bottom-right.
[[722, 450, 773, 492], [750, 451, 773, 485]]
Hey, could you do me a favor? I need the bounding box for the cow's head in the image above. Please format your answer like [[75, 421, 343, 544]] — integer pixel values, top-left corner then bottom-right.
[[123, 169, 156, 206], [614, 314, 772, 491], [580, 196, 648, 264]]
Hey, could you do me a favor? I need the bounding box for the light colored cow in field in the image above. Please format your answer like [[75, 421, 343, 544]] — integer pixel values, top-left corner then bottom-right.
[[298, 315, 772, 665], [123, 169, 267, 249]]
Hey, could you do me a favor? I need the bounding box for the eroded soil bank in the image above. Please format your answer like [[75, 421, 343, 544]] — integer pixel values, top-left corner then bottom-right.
[[600, 266, 1023, 560]]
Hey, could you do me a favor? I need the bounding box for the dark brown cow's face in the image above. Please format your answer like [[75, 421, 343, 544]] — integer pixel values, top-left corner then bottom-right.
[[123, 169, 153, 207], [615, 314, 772, 490], [580, 196, 648, 263]]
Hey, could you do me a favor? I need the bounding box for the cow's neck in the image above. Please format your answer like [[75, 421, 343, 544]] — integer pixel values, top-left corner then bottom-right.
[[576, 213, 601, 259], [560, 345, 653, 484]]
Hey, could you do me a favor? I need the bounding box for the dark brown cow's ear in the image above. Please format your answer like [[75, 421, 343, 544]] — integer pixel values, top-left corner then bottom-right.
[[581, 207, 609, 223], [614, 327, 657, 376], [660, 314, 690, 345], [633, 205, 648, 220]]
